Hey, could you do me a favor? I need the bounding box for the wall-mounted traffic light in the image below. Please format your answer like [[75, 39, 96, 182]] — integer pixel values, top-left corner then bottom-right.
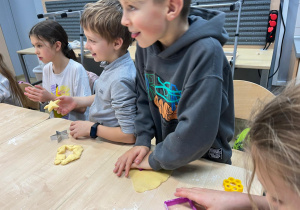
[[266, 10, 278, 43]]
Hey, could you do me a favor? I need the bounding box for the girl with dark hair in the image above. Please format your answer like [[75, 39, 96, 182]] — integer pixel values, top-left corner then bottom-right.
[[0, 53, 27, 107], [25, 20, 91, 120]]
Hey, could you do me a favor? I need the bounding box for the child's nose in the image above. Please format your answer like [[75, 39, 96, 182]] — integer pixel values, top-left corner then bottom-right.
[[34, 48, 39, 54], [84, 42, 90, 50], [121, 14, 130, 27]]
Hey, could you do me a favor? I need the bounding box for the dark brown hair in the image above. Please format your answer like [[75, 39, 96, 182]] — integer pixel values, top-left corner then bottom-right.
[[0, 54, 27, 106], [29, 20, 77, 62]]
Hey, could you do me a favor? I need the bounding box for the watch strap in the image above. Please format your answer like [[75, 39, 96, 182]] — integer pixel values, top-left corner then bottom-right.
[[90, 122, 101, 139]]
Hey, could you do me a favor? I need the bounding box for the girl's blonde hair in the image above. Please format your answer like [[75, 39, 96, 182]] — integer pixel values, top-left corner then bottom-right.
[[0, 54, 27, 107], [247, 82, 300, 207]]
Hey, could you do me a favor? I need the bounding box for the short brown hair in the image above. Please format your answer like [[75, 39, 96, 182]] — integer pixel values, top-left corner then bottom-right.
[[81, 0, 133, 51]]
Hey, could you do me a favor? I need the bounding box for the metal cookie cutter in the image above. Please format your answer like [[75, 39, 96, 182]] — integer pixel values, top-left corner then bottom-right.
[[50, 130, 68, 143], [164, 197, 197, 210]]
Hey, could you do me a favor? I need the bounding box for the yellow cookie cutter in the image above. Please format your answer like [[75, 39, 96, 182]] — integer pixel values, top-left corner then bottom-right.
[[223, 177, 243, 192]]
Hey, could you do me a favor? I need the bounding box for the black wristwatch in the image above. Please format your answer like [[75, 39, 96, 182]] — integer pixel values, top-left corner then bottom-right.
[[90, 122, 101, 139]]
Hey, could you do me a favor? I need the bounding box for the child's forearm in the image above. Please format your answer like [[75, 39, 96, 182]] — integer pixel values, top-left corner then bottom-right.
[[228, 193, 269, 210], [175, 189, 270, 210], [73, 107, 87, 113], [73, 95, 95, 108], [49, 94, 57, 102], [97, 125, 135, 144]]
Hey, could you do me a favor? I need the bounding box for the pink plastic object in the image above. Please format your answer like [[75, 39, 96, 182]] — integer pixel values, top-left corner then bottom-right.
[[164, 197, 197, 210]]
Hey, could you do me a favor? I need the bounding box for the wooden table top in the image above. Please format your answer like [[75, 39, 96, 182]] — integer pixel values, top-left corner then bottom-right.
[[224, 47, 274, 70], [17, 45, 273, 70], [0, 103, 49, 144], [0, 115, 262, 209]]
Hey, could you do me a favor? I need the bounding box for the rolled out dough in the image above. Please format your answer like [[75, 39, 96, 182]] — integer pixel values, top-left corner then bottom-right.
[[129, 169, 172, 193]]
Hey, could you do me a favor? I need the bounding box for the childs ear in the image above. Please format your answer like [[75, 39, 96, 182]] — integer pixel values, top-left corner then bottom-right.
[[166, 0, 183, 21], [55, 41, 62, 51], [113, 38, 124, 50]]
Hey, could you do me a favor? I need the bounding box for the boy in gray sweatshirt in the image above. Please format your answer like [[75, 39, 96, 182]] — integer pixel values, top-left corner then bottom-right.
[[114, 0, 234, 177]]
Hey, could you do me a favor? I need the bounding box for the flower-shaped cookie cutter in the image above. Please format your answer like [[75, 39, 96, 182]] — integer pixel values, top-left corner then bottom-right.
[[223, 177, 243, 192], [164, 197, 197, 210]]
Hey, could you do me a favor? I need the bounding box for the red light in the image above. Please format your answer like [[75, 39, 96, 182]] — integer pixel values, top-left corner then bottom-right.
[[267, 10, 278, 43], [269, 20, 277, 27], [270, 14, 278, 20], [268, 27, 274, 33]]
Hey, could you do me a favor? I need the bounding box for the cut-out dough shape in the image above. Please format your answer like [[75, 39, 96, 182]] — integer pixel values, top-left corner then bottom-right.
[[129, 169, 172, 193], [54, 145, 83, 165], [44, 99, 60, 112]]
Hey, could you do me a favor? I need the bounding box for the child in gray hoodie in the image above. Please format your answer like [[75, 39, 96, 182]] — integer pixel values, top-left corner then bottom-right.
[[114, 0, 234, 177]]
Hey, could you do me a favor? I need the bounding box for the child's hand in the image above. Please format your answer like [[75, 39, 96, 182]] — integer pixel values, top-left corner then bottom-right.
[[174, 188, 239, 210], [55, 96, 77, 115], [70, 121, 94, 139], [113, 146, 150, 177], [131, 151, 152, 170], [24, 85, 52, 102]]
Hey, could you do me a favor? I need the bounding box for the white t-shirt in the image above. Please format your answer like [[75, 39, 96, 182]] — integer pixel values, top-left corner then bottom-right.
[[42, 59, 91, 121]]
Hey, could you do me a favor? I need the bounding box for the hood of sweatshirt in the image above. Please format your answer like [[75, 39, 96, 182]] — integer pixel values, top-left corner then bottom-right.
[[150, 8, 229, 59]]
